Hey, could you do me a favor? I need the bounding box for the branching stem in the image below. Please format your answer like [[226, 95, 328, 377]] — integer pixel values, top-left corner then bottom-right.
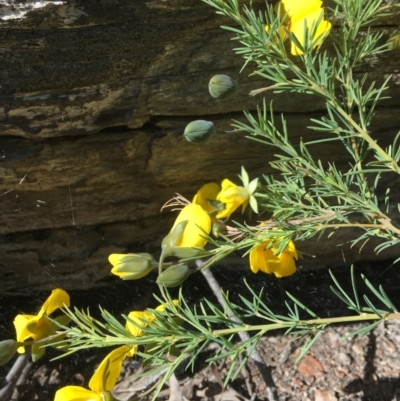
[[213, 312, 400, 336]]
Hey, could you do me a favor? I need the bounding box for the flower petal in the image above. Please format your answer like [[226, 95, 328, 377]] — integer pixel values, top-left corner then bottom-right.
[[249, 246, 260, 273], [193, 183, 220, 214], [89, 345, 135, 392], [38, 288, 70, 317], [289, 9, 331, 55], [126, 311, 154, 337], [249, 240, 297, 278], [216, 179, 250, 219], [260, 247, 282, 274], [13, 314, 37, 353], [275, 252, 297, 277], [281, 0, 323, 24], [171, 204, 211, 248], [54, 386, 104, 401]]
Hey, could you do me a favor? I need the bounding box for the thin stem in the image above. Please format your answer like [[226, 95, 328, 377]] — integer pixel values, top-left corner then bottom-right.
[[377, 217, 400, 236], [21, 332, 66, 347], [201, 266, 278, 401], [314, 223, 381, 230], [158, 251, 168, 302], [330, 99, 400, 174], [213, 312, 400, 337]]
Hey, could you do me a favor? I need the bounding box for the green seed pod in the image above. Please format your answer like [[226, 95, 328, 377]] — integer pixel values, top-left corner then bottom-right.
[[184, 120, 216, 143], [208, 74, 239, 99], [157, 264, 192, 288], [0, 339, 19, 366]]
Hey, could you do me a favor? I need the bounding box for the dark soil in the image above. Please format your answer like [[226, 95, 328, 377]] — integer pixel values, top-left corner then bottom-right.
[[1, 258, 400, 401]]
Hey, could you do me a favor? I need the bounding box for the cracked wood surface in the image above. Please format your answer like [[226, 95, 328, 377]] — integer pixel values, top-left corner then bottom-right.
[[0, 0, 400, 293]]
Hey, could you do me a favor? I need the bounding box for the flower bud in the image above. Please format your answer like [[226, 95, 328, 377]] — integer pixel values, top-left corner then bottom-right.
[[109, 253, 157, 280], [0, 339, 19, 366], [209, 74, 239, 99], [184, 120, 216, 143], [157, 264, 192, 287]]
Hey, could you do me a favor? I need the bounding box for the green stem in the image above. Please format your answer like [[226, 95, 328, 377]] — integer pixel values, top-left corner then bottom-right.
[[377, 217, 400, 236], [329, 99, 400, 174], [315, 223, 381, 230], [158, 250, 168, 302], [21, 331, 66, 347], [213, 312, 400, 336]]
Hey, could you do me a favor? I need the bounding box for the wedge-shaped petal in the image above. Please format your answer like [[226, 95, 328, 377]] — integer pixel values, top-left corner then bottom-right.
[[170, 204, 211, 248], [89, 345, 136, 392], [193, 182, 220, 214], [54, 386, 104, 401]]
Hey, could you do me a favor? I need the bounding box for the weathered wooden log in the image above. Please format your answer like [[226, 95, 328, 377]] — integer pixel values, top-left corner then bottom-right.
[[0, 0, 400, 293]]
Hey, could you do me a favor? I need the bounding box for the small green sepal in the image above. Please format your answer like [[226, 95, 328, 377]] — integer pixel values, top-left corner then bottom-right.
[[0, 339, 19, 366], [162, 220, 188, 257]]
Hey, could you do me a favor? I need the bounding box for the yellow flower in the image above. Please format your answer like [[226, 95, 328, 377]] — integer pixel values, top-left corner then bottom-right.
[[192, 182, 220, 214], [249, 239, 298, 278], [126, 311, 154, 337], [13, 289, 70, 360], [170, 203, 211, 248], [216, 179, 250, 219], [126, 300, 179, 336], [267, 0, 331, 55], [54, 345, 134, 401]]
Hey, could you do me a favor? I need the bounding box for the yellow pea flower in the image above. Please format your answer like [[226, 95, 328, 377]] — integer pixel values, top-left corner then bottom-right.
[[216, 179, 250, 219], [249, 239, 298, 278], [126, 300, 180, 336], [126, 311, 154, 337], [54, 345, 134, 401], [13, 289, 70, 360], [192, 182, 220, 214], [170, 203, 211, 248], [266, 0, 331, 56]]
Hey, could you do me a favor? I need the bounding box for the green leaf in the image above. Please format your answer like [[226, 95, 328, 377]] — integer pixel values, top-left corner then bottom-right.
[[248, 177, 259, 194], [296, 330, 324, 363], [286, 292, 319, 318]]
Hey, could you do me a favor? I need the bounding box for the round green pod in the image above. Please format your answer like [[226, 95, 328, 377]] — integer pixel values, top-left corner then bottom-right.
[[184, 120, 216, 143], [208, 74, 239, 99]]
